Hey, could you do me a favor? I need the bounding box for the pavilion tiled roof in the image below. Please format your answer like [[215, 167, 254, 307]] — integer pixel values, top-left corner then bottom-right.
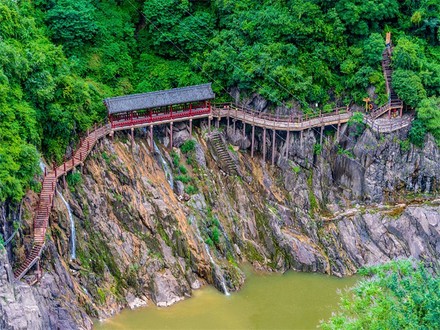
[[104, 83, 215, 114]]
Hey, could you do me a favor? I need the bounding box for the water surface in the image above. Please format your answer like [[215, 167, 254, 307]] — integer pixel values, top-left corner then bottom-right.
[[95, 269, 356, 330]]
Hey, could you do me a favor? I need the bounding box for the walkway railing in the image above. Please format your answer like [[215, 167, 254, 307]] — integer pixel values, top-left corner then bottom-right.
[[212, 103, 352, 131], [111, 107, 211, 130], [14, 124, 110, 280], [364, 115, 413, 133]]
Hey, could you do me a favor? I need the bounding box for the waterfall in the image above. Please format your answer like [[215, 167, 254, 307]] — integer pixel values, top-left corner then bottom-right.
[[189, 216, 230, 296], [57, 191, 76, 260], [153, 141, 174, 189]]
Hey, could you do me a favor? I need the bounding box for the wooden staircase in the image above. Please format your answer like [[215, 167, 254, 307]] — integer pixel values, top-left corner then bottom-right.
[[14, 125, 110, 281], [370, 46, 403, 119], [210, 132, 238, 175]]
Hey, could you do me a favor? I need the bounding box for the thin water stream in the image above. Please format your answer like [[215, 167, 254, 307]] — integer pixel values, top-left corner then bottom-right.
[[153, 142, 173, 189], [57, 191, 76, 260], [189, 216, 230, 295], [94, 267, 356, 330]]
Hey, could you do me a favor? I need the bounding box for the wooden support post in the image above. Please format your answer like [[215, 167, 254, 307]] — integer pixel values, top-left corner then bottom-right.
[[63, 175, 66, 188], [286, 130, 290, 158], [189, 119, 192, 136], [150, 125, 154, 151], [208, 117, 211, 133], [272, 129, 276, 166], [263, 127, 266, 161], [227, 116, 230, 131], [216, 117, 220, 129], [243, 121, 246, 137], [388, 108, 391, 119], [169, 122, 173, 149], [300, 130, 303, 149], [337, 123, 341, 141], [251, 125, 255, 158], [320, 126, 324, 146], [400, 107, 403, 117]]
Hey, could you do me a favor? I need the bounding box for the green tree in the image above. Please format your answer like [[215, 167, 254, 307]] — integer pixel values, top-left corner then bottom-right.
[[392, 69, 427, 107], [46, 0, 98, 52], [321, 259, 440, 330], [416, 96, 440, 142]]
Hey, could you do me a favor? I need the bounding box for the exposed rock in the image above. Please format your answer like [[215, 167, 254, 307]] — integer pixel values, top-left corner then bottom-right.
[[4, 123, 440, 328]]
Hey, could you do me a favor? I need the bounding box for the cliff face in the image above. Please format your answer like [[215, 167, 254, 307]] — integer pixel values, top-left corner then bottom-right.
[[1, 123, 440, 329]]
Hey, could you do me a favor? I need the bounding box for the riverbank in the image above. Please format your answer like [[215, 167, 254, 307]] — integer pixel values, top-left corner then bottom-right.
[[94, 267, 357, 330]]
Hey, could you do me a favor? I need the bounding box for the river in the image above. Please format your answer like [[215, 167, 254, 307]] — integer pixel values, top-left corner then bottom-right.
[[95, 267, 356, 330]]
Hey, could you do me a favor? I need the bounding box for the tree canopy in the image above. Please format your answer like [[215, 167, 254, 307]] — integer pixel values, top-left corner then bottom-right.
[[0, 0, 439, 201], [321, 259, 440, 329]]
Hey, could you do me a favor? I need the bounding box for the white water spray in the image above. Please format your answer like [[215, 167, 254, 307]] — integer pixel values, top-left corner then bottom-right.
[[153, 141, 174, 189], [57, 191, 76, 260], [189, 216, 230, 295]]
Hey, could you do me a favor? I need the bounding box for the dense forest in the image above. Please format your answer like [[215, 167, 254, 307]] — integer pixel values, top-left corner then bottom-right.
[[0, 0, 439, 201]]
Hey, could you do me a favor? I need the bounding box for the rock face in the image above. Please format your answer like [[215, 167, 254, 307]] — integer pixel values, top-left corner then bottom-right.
[[0, 249, 43, 330], [3, 123, 440, 329]]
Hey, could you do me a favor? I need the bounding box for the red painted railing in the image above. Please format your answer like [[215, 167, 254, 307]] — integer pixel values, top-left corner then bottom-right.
[[111, 107, 211, 129]]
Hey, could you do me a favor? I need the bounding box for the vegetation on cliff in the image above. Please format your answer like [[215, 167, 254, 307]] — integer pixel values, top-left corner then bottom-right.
[[0, 0, 439, 201], [322, 259, 440, 329]]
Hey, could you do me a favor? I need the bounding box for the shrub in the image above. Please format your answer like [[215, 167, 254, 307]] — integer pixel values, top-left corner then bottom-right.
[[181, 140, 196, 153], [184, 185, 198, 194], [408, 119, 427, 148], [348, 112, 366, 137], [322, 259, 440, 330], [337, 145, 355, 158], [170, 151, 180, 167], [66, 171, 82, 188], [399, 139, 411, 152], [175, 175, 191, 184], [211, 227, 220, 245], [178, 165, 187, 174], [205, 237, 214, 247], [313, 143, 322, 155]]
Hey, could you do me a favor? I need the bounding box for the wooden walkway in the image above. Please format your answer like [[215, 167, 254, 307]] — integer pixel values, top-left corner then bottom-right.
[[15, 41, 409, 281], [212, 105, 352, 131], [14, 125, 110, 281]]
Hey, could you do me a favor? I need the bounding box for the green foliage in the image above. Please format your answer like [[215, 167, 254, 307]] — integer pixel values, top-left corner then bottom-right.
[[313, 143, 322, 155], [184, 185, 198, 195], [211, 227, 220, 245], [393, 69, 427, 107], [416, 96, 440, 143], [399, 139, 411, 152], [2, 0, 440, 201], [321, 259, 440, 330], [348, 112, 366, 137], [205, 237, 214, 248], [178, 165, 187, 175], [170, 151, 180, 168], [181, 140, 196, 154], [175, 175, 191, 184], [337, 146, 354, 159], [66, 171, 82, 189], [46, 0, 98, 52], [0, 235, 4, 250], [409, 119, 428, 147]]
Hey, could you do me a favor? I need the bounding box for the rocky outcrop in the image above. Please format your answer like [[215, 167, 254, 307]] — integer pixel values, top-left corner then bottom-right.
[[4, 122, 440, 329]]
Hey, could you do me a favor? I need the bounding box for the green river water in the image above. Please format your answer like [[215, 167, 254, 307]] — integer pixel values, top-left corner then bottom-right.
[[94, 268, 357, 330]]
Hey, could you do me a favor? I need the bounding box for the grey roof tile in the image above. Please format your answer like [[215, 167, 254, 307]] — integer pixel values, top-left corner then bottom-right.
[[104, 83, 215, 114]]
